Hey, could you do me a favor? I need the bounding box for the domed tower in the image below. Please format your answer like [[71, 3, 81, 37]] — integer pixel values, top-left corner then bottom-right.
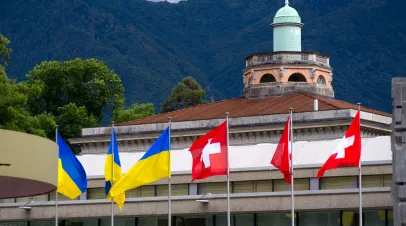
[[242, 0, 334, 99]]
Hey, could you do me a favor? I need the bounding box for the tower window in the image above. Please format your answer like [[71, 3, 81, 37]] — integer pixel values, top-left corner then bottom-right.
[[288, 73, 307, 82], [317, 75, 326, 85], [260, 74, 276, 83]]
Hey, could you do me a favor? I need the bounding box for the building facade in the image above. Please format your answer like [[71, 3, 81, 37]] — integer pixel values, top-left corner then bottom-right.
[[0, 1, 395, 226]]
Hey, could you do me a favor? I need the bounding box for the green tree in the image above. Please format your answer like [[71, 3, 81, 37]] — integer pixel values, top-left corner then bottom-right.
[[26, 58, 125, 121], [56, 103, 98, 153], [0, 72, 55, 137], [112, 103, 155, 123], [0, 34, 11, 67], [161, 76, 206, 113]]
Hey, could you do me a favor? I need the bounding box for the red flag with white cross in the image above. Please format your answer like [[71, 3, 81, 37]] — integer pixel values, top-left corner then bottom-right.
[[189, 121, 228, 181]]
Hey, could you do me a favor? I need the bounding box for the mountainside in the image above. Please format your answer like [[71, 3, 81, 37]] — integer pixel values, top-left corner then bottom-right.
[[1, 0, 404, 113]]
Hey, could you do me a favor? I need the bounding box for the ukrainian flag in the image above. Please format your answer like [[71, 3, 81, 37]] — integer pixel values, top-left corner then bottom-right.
[[104, 128, 125, 210], [57, 132, 87, 199], [110, 128, 170, 197]]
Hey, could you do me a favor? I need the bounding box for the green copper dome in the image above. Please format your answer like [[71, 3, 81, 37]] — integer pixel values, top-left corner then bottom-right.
[[273, 5, 301, 24]]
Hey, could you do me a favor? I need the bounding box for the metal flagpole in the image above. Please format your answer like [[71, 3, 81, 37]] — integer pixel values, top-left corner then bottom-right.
[[289, 108, 295, 226], [226, 112, 231, 226], [111, 122, 115, 226], [357, 103, 363, 226], [55, 125, 59, 226], [168, 117, 172, 226]]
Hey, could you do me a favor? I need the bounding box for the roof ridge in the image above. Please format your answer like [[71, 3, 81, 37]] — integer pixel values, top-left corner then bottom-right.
[[117, 96, 245, 125], [297, 91, 341, 109]]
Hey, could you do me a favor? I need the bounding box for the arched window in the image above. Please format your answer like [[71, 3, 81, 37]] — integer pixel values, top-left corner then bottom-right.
[[288, 73, 307, 82], [317, 75, 326, 85], [260, 74, 276, 83]]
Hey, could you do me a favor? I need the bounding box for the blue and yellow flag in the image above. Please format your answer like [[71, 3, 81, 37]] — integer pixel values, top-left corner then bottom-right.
[[104, 128, 125, 210], [57, 132, 87, 199], [110, 128, 171, 197]]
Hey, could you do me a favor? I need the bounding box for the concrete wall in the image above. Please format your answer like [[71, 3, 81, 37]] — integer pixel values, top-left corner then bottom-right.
[[391, 78, 406, 226]]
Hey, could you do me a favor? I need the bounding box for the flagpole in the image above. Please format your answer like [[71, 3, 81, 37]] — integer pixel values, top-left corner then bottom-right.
[[55, 125, 59, 226], [226, 112, 231, 226], [168, 117, 172, 226], [357, 103, 363, 226], [111, 122, 115, 226], [289, 108, 295, 226]]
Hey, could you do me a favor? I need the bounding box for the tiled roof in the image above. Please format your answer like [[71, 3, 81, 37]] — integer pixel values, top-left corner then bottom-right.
[[117, 92, 391, 126]]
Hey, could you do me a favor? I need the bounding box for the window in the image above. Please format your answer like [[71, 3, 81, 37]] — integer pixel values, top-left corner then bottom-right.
[[288, 73, 306, 82], [383, 175, 392, 187], [364, 210, 386, 226], [0, 198, 14, 203], [100, 218, 135, 226], [174, 216, 213, 226], [0, 222, 27, 226], [317, 75, 326, 85], [16, 194, 48, 203], [233, 181, 255, 193], [31, 221, 58, 226], [388, 210, 393, 226], [140, 186, 156, 197], [126, 188, 140, 198], [235, 214, 254, 226], [257, 213, 296, 226], [274, 178, 309, 191], [215, 215, 235, 226], [50, 191, 76, 201], [198, 182, 227, 195], [87, 188, 105, 200], [260, 74, 276, 83], [320, 176, 357, 190], [362, 175, 385, 188], [157, 184, 188, 196], [299, 211, 340, 226], [65, 220, 98, 226], [255, 180, 273, 192], [341, 210, 360, 226]]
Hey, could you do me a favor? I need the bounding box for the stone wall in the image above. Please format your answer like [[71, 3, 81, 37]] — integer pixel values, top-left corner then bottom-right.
[[391, 78, 406, 226]]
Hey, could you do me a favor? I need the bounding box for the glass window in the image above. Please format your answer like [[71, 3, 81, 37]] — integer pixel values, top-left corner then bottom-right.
[[0, 198, 14, 203], [274, 178, 309, 191], [138, 217, 158, 226], [299, 211, 340, 226], [100, 218, 135, 226], [341, 210, 359, 226], [198, 182, 227, 195], [16, 194, 48, 203], [140, 186, 155, 197], [257, 213, 296, 226], [235, 214, 254, 226], [174, 216, 213, 226], [383, 175, 392, 187], [320, 176, 357, 190], [87, 188, 105, 200], [364, 210, 386, 226], [126, 188, 140, 198], [362, 175, 383, 188], [157, 184, 188, 196], [65, 220, 98, 226], [31, 221, 59, 226], [387, 210, 393, 226], [50, 192, 74, 201], [0, 222, 27, 226], [233, 181, 255, 193], [255, 180, 272, 192], [214, 215, 234, 226]]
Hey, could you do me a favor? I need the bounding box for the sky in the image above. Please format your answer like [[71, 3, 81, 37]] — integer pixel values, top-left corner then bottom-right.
[[148, 0, 183, 3]]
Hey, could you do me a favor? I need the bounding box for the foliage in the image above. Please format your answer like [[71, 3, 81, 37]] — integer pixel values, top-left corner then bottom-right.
[[0, 72, 55, 137], [161, 76, 206, 113], [112, 103, 155, 124], [0, 34, 11, 67], [26, 58, 125, 122], [56, 103, 98, 154]]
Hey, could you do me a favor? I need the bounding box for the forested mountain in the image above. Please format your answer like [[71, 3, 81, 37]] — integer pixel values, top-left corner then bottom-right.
[[1, 0, 404, 113]]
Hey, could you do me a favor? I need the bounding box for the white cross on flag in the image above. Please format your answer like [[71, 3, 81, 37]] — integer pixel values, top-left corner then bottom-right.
[[317, 110, 362, 178]]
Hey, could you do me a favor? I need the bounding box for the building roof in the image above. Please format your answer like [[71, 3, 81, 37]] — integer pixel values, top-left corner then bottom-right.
[[273, 4, 301, 24], [117, 92, 391, 126], [78, 136, 391, 178]]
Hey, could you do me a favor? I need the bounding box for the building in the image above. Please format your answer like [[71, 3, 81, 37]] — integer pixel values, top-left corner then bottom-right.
[[0, 1, 395, 226]]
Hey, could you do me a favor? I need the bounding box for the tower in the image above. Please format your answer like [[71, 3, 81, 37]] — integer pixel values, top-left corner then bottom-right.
[[242, 0, 334, 99]]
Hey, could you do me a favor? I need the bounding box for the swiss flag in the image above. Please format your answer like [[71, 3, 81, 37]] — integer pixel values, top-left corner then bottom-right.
[[317, 110, 362, 178], [189, 121, 228, 181], [271, 116, 292, 184]]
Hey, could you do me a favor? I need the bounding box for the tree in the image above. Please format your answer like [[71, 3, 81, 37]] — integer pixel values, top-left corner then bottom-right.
[[0, 72, 55, 137], [161, 76, 206, 113], [112, 103, 155, 123], [0, 34, 11, 67], [26, 58, 125, 122]]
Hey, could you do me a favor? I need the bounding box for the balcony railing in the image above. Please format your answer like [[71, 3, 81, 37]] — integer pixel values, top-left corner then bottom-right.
[[246, 52, 330, 68]]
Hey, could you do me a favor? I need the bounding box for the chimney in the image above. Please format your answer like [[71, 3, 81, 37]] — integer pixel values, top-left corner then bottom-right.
[[314, 99, 319, 111]]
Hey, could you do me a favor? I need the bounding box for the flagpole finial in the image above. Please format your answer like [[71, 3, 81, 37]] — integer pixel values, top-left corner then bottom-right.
[[226, 112, 229, 115], [55, 125, 59, 129], [356, 103, 361, 110], [285, 0, 289, 5]]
